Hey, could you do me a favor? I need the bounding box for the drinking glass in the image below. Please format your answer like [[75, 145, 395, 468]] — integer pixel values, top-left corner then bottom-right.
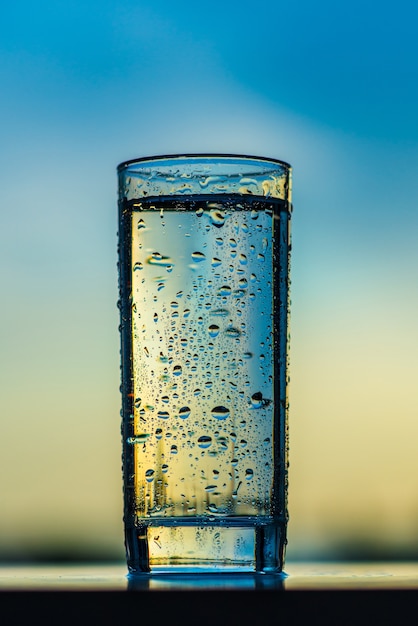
[[117, 154, 292, 574]]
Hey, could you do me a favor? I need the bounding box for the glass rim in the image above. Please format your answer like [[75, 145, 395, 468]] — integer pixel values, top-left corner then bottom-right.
[[117, 153, 291, 172]]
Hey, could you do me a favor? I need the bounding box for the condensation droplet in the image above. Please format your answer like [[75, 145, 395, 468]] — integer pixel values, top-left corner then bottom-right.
[[157, 411, 170, 420], [197, 435, 212, 449], [178, 406, 191, 419], [145, 469, 155, 482], [170, 445, 178, 454], [133, 262, 143, 271], [245, 468, 254, 480], [211, 406, 230, 420], [217, 285, 231, 297], [208, 324, 220, 338], [173, 365, 182, 376], [209, 209, 225, 227], [191, 251, 206, 262], [127, 434, 150, 444], [211, 257, 222, 267], [146, 252, 174, 267]]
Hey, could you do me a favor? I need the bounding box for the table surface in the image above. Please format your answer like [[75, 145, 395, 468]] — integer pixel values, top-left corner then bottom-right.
[[0, 561, 417, 590], [1, 563, 417, 625]]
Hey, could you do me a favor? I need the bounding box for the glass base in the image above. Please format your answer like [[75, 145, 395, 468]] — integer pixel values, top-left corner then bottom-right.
[[125, 517, 286, 575]]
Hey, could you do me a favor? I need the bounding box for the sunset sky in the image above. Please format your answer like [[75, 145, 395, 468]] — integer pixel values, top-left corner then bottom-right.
[[1, 0, 418, 561]]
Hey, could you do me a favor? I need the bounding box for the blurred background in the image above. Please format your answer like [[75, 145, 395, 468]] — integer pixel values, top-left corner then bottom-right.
[[1, 0, 418, 563]]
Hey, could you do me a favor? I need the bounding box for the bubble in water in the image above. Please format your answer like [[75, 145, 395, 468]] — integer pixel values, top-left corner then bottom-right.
[[245, 468, 254, 480], [198, 435, 212, 449], [191, 251, 206, 262], [211, 406, 230, 420], [208, 324, 220, 338], [145, 469, 155, 482], [178, 406, 191, 419]]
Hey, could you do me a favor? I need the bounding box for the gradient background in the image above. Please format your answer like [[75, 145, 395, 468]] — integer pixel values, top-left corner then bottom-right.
[[1, 0, 418, 562]]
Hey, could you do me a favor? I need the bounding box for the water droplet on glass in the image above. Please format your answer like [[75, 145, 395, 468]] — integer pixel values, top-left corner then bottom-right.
[[245, 468, 254, 480], [217, 285, 231, 297], [183, 309, 191, 318], [146, 252, 174, 267], [215, 237, 223, 246], [133, 262, 143, 271], [127, 434, 150, 444], [173, 365, 182, 376], [198, 435, 212, 449], [208, 324, 220, 338], [145, 469, 155, 482], [211, 406, 230, 420], [205, 485, 217, 493], [225, 326, 241, 338], [251, 392, 264, 409], [137, 219, 146, 229], [191, 251, 206, 262], [209, 209, 225, 227], [251, 210, 259, 220], [155, 428, 163, 440], [170, 445, 178, 454], [211, 257, 222, 267], [178, 406, 191, 419], [162, 464, 169, 473], [157, 411, 170, 420], [161, 395, 169, 403]]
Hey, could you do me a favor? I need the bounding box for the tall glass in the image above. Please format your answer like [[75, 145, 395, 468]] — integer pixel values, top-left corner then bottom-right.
[[117, 154, 292, 574]]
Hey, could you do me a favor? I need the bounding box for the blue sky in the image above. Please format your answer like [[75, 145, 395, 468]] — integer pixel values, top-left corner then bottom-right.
[[1, 0, 418, 559]]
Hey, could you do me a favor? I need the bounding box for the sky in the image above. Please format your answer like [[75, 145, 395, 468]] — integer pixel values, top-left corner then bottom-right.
[[1, 0, 418, 561]]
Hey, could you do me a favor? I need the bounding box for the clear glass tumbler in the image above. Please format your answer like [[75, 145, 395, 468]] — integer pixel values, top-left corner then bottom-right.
[[117, 154, 292, 575]]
